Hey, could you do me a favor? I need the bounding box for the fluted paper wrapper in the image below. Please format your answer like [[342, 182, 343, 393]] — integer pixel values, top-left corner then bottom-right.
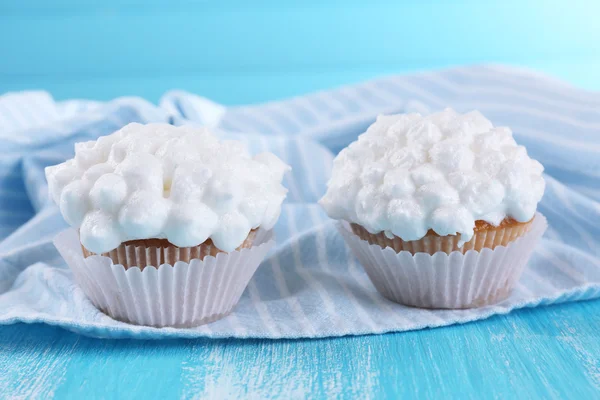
[[338, 214, 547, 309], [54, 229, 274, 328]]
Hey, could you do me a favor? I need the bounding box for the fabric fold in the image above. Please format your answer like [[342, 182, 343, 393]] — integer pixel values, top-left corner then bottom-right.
[[1, 64, 600, 339]]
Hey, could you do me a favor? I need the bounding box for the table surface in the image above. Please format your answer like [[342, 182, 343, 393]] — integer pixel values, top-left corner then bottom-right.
[[2, 1, 600, 398]]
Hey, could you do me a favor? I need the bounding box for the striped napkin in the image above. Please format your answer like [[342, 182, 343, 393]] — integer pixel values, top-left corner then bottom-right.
[[1, 65, 600, 339]]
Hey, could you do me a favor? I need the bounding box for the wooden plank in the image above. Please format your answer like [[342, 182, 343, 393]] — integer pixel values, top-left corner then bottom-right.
[[0, 69, 406, 103], [2, 1, 599, 101], [0, 1, 597, 76], [1, 63, 600, 105], [2, 299, 599, 398]]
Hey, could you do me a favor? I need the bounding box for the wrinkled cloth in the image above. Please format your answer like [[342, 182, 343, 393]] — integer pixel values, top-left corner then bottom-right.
[[1, 64, 599, 339]]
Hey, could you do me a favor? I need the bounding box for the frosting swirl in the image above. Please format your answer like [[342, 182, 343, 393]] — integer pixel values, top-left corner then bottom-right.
[[319, 109, 545, 244], [46, 123, 290, 253]]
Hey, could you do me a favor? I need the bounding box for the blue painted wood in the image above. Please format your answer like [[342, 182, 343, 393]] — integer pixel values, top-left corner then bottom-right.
[[1, 0, 600, 102], [2, 1, 600, 398], [2, 0, 596, 74], [1, 300, 599, 398]]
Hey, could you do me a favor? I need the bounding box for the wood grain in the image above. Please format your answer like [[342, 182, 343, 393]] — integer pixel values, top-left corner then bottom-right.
[[1, 299, 599, 398]]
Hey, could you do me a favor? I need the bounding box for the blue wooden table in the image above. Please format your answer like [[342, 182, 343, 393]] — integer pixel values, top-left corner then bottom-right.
[[1, 1, 600, 398], [1, 301, 600, 398]]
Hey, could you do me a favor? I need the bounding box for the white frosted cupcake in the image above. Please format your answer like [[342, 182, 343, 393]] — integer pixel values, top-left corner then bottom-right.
[[47, 123, 290, 327], [320, 109, 547, 309]]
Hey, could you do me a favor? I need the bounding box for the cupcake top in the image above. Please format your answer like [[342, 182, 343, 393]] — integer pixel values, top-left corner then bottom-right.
[[46, 123, 290, 253], [319, 109, 545, 244]]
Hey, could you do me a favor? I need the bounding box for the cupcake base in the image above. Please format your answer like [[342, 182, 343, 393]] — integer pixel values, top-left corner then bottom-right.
[[339, 214, 547, 309], [54, 229, 274, 328], [351, 218, 533, 255], [81, 230, 258, 269]]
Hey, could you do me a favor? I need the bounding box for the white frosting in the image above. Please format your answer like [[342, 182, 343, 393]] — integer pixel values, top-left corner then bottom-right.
[[319, 109, 545, 244], [46, 123, 290, 253]]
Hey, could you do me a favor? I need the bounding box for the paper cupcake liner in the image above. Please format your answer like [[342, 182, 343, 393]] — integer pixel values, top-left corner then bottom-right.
[[338, 213, 547, 309], [351, 219, 533, 254], [80, 230, 258, 269], [54, 229, 274, 328]]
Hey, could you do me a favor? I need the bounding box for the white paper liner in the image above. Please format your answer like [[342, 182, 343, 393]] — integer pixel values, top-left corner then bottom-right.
[[54, 229, 274, 328], [338, 213, 548, 309]]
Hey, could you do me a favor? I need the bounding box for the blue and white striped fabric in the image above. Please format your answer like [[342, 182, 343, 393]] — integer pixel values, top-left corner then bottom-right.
[[1, 64, 600, 339]]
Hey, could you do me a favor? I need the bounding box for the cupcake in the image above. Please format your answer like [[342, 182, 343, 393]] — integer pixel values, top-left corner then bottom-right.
[[320, 109, 546, 309], [48, 123, 290, 327]]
